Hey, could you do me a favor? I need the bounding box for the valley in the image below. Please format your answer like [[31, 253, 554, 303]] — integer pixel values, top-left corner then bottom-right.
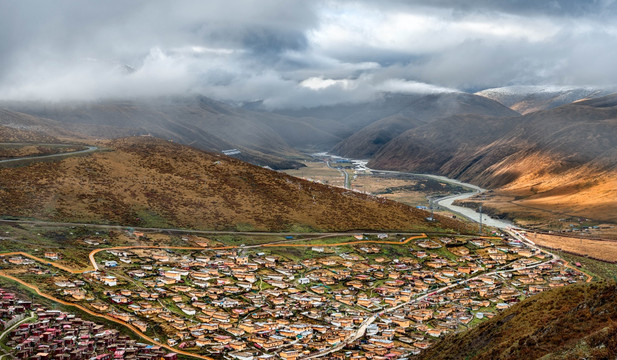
[[3, 2, 617, 359], [284, 154, 512, 230], [0, 133, 604, 360], [2, 90, 617, 360]]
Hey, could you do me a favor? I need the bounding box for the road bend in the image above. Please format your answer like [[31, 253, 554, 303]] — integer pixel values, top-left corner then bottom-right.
[[0, 145, 99, 164]]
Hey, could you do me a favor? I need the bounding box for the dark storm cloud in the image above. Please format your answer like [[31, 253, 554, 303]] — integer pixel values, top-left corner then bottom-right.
[[355, 0, 617, 17], [0, 0, 616, 107]]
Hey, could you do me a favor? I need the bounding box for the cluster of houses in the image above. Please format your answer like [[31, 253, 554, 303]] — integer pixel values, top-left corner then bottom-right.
[[0, 288, 32, 330], [2, 235, 588, 359], [0, 287, 177, 359]]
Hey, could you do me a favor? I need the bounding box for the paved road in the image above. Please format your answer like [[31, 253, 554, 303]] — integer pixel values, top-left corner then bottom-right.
[[0, 311, 35, 341], [0, 145, 98, 164], [326, 160, 351, 189], [0, 218, 429, 237], [0, 150, 586, 358], [0, 221, 587, 360], [0, 235, 427, 359]]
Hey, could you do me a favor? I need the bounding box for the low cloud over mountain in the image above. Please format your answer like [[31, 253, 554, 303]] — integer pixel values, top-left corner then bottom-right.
[[2, 1, 617, 107]]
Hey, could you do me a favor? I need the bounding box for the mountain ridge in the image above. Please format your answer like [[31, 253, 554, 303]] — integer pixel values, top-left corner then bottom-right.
[[367, 93, 617, 223]]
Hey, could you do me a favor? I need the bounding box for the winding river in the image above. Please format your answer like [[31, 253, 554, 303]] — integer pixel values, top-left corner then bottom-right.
[[350, 161, 514, 229]]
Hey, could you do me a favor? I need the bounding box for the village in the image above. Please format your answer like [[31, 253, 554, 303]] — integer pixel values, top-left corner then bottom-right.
[[0, 287, 177, 359], [0, 231, 588, 360]]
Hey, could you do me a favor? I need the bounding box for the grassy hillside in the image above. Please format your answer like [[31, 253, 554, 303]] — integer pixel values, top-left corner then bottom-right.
[[0, 124, 59, 143], [0, 137, 468, 232], [369, 94, 617, 225], [419, 281, 617, 360]]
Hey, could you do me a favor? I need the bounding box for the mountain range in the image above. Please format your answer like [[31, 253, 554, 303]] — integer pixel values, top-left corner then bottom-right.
[[476, 85, 617, 115], [2, 85, 617, 225], [2, 84, 617, 359], [1, 97, 339, 170], [367, 93, 617, 223]]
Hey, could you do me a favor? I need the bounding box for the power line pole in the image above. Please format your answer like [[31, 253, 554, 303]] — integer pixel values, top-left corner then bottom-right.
[[430, 198, 434, 221], [479, 205, 483, 234]]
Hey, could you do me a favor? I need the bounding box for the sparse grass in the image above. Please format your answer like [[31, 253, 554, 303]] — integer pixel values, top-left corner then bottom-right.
[[559, 252, 617, 281], [134, 208, 172, 228], [531, 232, 617, 263], [0, 137, 468, 233], [0, 224, 112, 269], [212, 234, 286, 246], [432, 247, 458, 261]]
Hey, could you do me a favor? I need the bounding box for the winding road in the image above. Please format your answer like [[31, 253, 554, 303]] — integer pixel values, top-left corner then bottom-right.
[[0, 234, 426, 359], [0, 145, 99, 164], [304, 226, 590, 359], [0, 218, 428, 237], [302, 159, 591, 358]]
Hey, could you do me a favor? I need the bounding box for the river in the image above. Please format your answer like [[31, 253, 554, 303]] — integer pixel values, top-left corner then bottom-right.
[[345, 159, 514, 229]]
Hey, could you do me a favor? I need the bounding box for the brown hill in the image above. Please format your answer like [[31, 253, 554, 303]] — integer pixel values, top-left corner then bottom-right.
[[419, 281, 617, 360], [0, 137, 467, 232], [368, 114, 521, 181], [0, 124, 59, 144], [332, 114, 426, 159]]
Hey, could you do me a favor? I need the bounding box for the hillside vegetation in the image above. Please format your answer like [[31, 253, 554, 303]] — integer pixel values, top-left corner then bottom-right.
[[419, 281, 617, 360], [0, 108, 82, 142], [0, 137, 467, 232], [368, 93, 617, 223]]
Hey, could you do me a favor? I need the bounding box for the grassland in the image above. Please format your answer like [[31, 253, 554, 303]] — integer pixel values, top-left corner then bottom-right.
[[0, 137, 471, 233], [558, 252, 617, 281], [284, 160, 347, 188], [285, 162, 467, 209], [528, 232, 617, 262]]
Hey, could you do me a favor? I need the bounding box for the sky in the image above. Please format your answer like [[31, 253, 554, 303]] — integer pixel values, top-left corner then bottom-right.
[[1, 0, 617, 108]]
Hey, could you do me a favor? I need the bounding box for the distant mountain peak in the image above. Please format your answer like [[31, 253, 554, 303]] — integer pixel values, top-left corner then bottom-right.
[[476, 85, 617, 114]]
